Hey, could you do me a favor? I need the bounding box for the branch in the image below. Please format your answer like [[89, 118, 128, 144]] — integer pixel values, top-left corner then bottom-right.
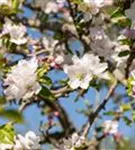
[[39, 94, 76, 135], [125, 50, 135, 79], [81, 80, 117, 137], [66, 0, 90, 51]]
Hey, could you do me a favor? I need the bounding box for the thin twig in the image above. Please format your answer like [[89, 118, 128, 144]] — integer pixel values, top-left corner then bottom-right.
[[66, 0, 90, 51], [82, 80, 117, 137], [19, 101, 31, 112]]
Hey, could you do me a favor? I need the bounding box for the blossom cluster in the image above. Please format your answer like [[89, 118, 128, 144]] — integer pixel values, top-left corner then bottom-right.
[[0, 131, 40, 150], [4, 57, 41, 101]]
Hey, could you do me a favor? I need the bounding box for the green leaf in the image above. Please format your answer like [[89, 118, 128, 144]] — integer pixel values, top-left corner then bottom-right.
[[39, 76, 52, 86], [111, 7, 124, 18], [0, 96, 6, 104], [132, 111, 135, 122], [119, 38, 132, 45], [39, 86, 55, 102], [118, 50, 130, 57], [104, 111, 115, 116], [12, 0, 20, 10], [0, 109, 24, 123], [0, 123, 15, 144], [127, 77, 134, 97], [111, 7, 131, 27], [123, 116, 132, 126], [120, 104, 131, 112]]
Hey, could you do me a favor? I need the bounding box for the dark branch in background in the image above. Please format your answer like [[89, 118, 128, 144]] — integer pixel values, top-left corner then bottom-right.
[[125, 48, 135, 79], [40, 131, 65, 144], [39, 95, 75, 136], [66, 0, 90, 52], [81, 80, 117, 137], [122, 0, 134, 10]]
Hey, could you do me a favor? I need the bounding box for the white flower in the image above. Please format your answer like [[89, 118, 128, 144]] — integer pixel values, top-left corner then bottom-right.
[[55, 55, 64, 65], [125, 1, 135, 29], [78, 0, 99, 22], [1, 18, 27, 45], [14, 131, 40, 150], [64, 53, 109, 89], [89, 27, 114, 58], [103, 120, 118, 135], [44, 1, 58, 14], [110, 43, 129, 75], [62, 133, 85, 150], [42, 36, 58, 53], [0, 143, 13, 150], [0, 0, 8, 5], [4, 57, 41, 101]]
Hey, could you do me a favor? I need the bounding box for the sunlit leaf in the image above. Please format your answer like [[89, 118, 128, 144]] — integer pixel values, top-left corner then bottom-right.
[[120, 104, 131, 112], [118, 50, 130, 57], [0, 109, 24, 123], [123, 116, 132, 126], [39, 86, 55, 102], [0, 123, 15, 144]]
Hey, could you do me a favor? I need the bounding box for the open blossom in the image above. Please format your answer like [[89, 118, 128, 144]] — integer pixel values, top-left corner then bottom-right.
[[14, 131, 40, 150], [1, 18, 27, 45], [42, 36, 58, 53], [44, 1, 59, 14], [4, 57, 41, 101], [0, 131, 40, 150], [102, 120, 119, 135], [125, 1, 135, 29], [64, 53, 109, 89], [79, 0, 113, 22], [62, 133, 86, 150], [0, 143, 13, 150], [79, 0, 99, 21], [0, 0, 8, 5], [89, 27, 114, 58]]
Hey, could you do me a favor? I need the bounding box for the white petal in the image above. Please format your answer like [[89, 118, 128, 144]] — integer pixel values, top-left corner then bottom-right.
[[68, 79, 80, 89]]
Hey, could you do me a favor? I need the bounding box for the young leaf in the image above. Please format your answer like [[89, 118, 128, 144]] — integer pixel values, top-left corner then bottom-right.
[[0, 123, 15, 144], [39, 86, 55, 102]]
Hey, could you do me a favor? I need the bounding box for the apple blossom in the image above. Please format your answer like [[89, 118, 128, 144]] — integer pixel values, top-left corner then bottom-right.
[[4, 57, 41, 101], [64, 53, 109, 89], [102, 120, 119, 135], [62, 133, 86, 150], [79, 1, 99, 22], [1, 19, 27, 45], [125, 1, 135, 29], [44, 1, 59, 14], [42, 36, 58, 54], [89, 27, 114, 58], [14, 131, 40, 150], [0, 143, 13, 150], [0, 0, 8, 5]]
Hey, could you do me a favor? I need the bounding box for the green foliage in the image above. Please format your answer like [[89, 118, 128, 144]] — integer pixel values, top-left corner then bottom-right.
[[39, 86, 55, 102], [39, 76, 52, 86], [71, 0, 82, 4], [132, 111, 135, 122], [0, 109, 24, 123], [104, 111, 115, 116], [127, 77, 134, 97], [0, 123, 15, 144], [118, 50, 130, 57], [111, 7, 131, 27], [123, 116, 132, 126], [120, 103, 131, 112], [0, 96, 6, 104], [111, 7, 124, 18]]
